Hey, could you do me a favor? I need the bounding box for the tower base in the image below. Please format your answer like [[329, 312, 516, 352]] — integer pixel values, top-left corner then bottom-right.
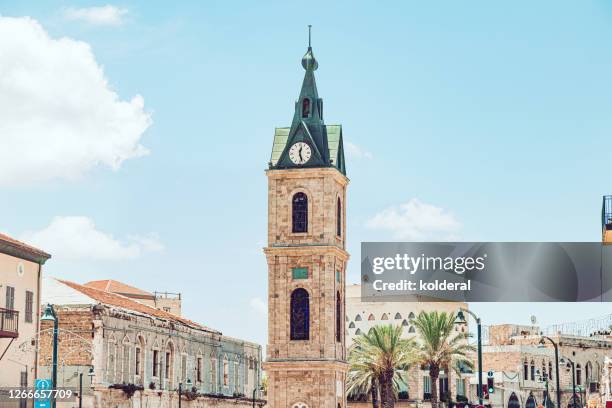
[[263, 360, 348, 408]]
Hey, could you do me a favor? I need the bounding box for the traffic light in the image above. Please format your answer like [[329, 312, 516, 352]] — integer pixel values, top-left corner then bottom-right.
[[487, 370, 495, 394]]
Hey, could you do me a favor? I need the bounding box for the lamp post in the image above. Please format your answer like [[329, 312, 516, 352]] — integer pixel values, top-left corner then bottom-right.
[[455, 308, 483, 406], [539, 336, 561, 408], [40, 304, 58, 408], [560, 357, 577, 408], [252, 386, 264, 408], [178, 378, 192, 408]]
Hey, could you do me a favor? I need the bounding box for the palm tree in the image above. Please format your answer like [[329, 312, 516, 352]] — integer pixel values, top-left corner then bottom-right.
[[347, 324, 416, 408], [412, 311, 475, 408]]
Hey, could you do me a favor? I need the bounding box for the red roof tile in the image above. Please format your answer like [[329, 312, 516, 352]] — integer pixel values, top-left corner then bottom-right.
[[84, 280, 154, 298], [0, 232, 51, 260], [58, 279, 220, 335]]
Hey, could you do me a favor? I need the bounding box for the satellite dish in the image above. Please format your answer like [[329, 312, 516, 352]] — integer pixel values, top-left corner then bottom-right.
[[530, 315, 537, 325]]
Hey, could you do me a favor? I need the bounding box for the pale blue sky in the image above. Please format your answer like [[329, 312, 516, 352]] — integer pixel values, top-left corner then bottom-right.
[[1, 1, 611, 347]]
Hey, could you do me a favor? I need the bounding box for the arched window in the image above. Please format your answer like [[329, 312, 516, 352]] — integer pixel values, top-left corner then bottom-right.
[[381, 313, 388, 320], [548, 361, 553, 381], [394, 313, 402, 320], [402, 319, 409, 327], [135, 336, 145, 383], [165, 342, 174, 389], [337, 197, 342, 237], [408, 326, 416, 333], [292, 193, 308, 233], [336, 292, 341, 343], [348, 322, 355, 329], [355, 329, 362, 335], [368, 314, 375, 321], [408, 312, 416, 320], [290, 288, 310, 340], [530, 360, 535, 381], [355, 314, 362, 321], [523, 360, 529, 381], [576, 364, 582, 385], [585, 361, 592, 384], [302, 98, 311, 118]]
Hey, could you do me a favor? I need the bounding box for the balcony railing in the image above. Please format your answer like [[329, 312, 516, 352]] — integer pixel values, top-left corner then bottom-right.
[[0, 308, 19, 338]]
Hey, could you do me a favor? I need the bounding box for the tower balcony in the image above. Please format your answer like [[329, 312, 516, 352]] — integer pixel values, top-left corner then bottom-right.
[[603, 195, 612, 244], [0, 308, 19, 338]]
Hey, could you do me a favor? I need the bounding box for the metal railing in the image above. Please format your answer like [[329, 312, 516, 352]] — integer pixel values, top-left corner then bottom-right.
[[0, 308, 19, 338]]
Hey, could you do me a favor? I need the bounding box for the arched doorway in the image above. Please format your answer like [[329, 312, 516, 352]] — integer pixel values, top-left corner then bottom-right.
[[525, 394, 537, 408], [508, 392, 520, 408]]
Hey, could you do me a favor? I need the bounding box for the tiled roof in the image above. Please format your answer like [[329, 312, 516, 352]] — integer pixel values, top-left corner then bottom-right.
[[84, 280, 154, 298], [0, 232, 51, 263], [58, 279, 220, 335], [270, 125, 343, 170]]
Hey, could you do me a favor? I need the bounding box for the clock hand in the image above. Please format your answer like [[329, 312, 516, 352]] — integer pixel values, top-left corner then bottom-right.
[[299, 147, 303, 161]]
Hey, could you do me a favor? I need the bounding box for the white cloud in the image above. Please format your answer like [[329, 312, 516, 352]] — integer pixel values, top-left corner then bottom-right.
[[21, 216, 163, 261], [366, 199, 462, 240], [63, 5, 128, 26], [345, 141, 373, 159], [249, 297, 267, 316], [0, 16, 151, 185]]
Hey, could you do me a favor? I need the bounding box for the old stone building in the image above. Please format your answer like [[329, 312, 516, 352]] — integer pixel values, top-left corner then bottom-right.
[[477, 323, 612, 408], [345, 284, 471, 404], [0, 233, 50, 392], [263, 30, 349, 408], [39, 277, 263, 408]]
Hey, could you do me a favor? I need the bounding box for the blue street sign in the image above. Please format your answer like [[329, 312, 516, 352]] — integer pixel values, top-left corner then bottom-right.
[[34, 379, 52, 408]]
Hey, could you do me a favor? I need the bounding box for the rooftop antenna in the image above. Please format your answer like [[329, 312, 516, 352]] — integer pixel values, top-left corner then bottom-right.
[[308, 25, 312, 48]]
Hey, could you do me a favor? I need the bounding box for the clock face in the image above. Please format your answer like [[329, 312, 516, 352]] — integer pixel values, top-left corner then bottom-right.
[[288, 142, 312, 165]]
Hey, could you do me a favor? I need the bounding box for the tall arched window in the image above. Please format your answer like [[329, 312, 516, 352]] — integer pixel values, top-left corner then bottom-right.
[[337, 197, 342, 237], [302, 98, 311, 118], [292, 193, 308, 233], [336, 291, 341, 343], [523, 360, 529, 381], [530, 360, 535, 381], [135, 336, 145, 384], [548, 362, 553, 381], [576, 364, 582, 385], [290, 288, 310, 340]]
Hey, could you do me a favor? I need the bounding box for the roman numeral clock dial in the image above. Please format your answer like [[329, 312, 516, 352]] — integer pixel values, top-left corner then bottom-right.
[[288, 142, 312, 165]]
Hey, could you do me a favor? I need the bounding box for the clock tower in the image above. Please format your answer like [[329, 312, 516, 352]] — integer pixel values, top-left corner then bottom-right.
[[263, 29, 349, 408]]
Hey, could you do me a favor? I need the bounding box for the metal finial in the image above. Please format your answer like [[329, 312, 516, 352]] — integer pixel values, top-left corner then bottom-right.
[[308, 25, 312, 48]]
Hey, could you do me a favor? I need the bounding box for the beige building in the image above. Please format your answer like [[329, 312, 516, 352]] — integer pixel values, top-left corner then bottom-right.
[[84, 279, 182, 316], [345, 284, 470, 404], [39, 277, 263, 408], [0, 233, 50, 389], [477, 324, 612, 408], [263, 36, 349, 408]]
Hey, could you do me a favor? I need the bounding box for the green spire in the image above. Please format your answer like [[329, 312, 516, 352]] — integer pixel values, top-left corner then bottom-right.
[[269, 26, 346, 175]]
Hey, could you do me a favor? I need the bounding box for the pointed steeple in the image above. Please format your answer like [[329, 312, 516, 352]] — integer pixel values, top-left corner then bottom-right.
[[269, 26, 346, 175]]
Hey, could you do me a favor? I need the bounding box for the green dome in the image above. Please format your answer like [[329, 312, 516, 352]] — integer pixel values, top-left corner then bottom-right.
[[301, 47, 318, 71]]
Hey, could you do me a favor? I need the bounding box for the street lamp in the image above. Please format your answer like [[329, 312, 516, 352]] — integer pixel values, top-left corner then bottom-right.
[[455, 308, 483, 406], [41, 304, 58, 408], [252, 385, 264, 408], [178, 378, 192, 408], [539, 336, 561, 408]]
